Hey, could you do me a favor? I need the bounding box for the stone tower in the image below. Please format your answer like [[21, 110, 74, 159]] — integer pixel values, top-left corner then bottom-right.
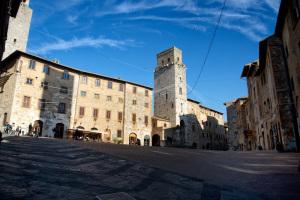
[[154, 47, 188, 127], [2, 0, 32, 60]]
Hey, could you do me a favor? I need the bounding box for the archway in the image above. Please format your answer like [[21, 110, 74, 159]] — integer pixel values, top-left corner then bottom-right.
[[55, 123, 64, 138], [33, 120, 43, 136], [144, 135, 150, 146], [129, 133, 137, 145], [152, 134, 160, 146]]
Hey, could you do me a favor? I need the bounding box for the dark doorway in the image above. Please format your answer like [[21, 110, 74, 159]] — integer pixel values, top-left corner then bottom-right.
[[55, 123, 64, 138], [2, 113, 7, 126], [33, 120, 43, 136], [152, 134, 160, 146]]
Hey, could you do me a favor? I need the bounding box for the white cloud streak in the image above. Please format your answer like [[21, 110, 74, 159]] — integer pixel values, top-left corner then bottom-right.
[[94, 0, 277, 41], [31, 37, 135, 54]]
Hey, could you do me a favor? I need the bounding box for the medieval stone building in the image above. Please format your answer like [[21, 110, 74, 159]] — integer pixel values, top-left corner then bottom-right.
[[154, 47, 227, 150], [226, 0, 300, 151], [2, 0, 32, 60]]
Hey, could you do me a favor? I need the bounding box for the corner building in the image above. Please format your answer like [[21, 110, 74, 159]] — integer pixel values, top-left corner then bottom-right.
[[0, 51, 152, 145]]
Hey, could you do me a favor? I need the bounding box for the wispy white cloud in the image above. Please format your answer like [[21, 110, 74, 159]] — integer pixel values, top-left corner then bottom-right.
[[93, 0, 276, 41], [31, 36, 135, 54]]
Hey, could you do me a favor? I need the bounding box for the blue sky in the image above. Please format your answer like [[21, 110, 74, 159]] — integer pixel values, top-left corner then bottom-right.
[[27, 0, 280, 119]]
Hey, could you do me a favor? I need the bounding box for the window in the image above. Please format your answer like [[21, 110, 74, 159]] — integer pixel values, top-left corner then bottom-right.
[[38, 99, 46, 110], [60, 86, 68, 94], [22, 96, 31, 108], [94, 93, 100, 99], [144, 116, 149, 125], [168, 58, 170, 62], [28, 60, 36, 69], [62, 71, 69, 79], [41, 81, 48, 89], [179, 87, 182, 95], [79, 107, 85, 117], [145, 103, 149, 108], [119, 83, 124, 92], [93, 108, 99, 118], [95, 79, 101, 87], [132, 113, 136, 124], [107, 81, 113, 89], [81, 76, 88, 84], [43, 65, 49, 74], [162, 60, 164, 65], [106, 110, 111, 120], [117, 130, 122, 138], [80, 91, 86, 97], [145, 90, 149, 97], [26, 78, 33, 85], [107, 96, 112, 101], [58, 103, 66, 114], [118, 112, 123, 122], [166, 93, 168, 100], [132, 99, 137, 105], [118, 97, 124, 103], [133, 86, 137, 94], [164, 123, 167, 127]]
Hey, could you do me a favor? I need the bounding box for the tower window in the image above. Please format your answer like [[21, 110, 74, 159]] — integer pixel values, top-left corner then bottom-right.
[[168, 58, 170, 62], [179, 87, 182, 95], [58, 103, 66, 114], [13, 38, 17, 43], [166, 93, 168, 100]]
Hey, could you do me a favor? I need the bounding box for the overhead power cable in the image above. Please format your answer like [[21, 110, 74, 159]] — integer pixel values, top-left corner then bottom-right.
[[188, 0, 227, 95]]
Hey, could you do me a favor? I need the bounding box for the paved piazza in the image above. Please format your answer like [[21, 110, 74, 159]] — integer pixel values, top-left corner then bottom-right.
[[0, 137, 300, 200]]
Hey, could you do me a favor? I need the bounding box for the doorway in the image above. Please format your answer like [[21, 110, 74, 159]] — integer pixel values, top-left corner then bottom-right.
[[152, 134, 160, 146], [55, 123, 64, 138]]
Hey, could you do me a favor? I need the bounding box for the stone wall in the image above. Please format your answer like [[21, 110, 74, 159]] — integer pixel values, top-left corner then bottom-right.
[[2, 2, 32, 60]]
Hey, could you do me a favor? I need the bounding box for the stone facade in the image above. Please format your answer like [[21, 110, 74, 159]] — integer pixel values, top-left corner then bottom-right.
[[2, 0, 32, 60], [224, 97, 248, 151], [154, 47, 188, 127], [226, 0, 300, 152], [154, 47, 227, 150], [276, 0, 300, 151], [0, 51, 152, 146]]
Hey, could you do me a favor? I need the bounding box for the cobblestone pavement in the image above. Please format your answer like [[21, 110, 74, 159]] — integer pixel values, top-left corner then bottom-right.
[[0, 137, 299, 200]]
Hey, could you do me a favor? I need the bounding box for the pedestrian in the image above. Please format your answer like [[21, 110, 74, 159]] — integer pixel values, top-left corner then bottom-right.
[[28, 123, 33, 136], [0, 130, 2, 143]]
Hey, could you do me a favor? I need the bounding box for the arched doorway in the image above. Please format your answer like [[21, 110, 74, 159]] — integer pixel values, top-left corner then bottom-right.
[[55, 123, 64, 138], [144, 135, 150, 146], [152, 134, 160, 146], [33, 120, 43, 136], [129, 133, 137, 145]]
